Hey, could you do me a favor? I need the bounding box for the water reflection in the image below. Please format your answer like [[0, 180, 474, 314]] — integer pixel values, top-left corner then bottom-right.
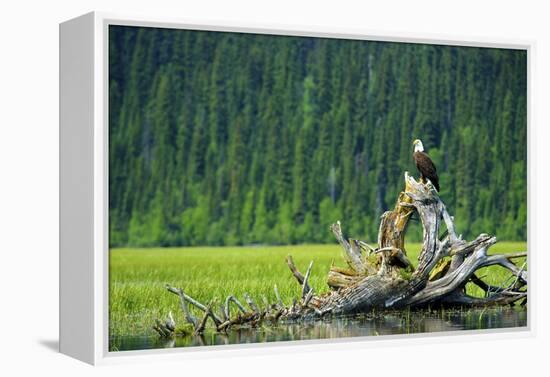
[[110, 307, 527, 351]]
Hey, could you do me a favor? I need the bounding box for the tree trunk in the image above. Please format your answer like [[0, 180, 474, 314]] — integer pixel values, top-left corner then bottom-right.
[[153, 172, 527, 336]]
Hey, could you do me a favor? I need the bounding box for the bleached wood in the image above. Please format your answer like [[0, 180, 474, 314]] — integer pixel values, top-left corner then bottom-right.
[[159, 172, 527, 332]]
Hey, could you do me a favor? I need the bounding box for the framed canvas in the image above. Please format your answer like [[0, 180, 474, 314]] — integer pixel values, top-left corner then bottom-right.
[[60, 11, 532, 365]]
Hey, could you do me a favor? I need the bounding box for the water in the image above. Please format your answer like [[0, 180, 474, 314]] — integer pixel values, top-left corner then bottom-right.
[[109, 307, 527, 351]]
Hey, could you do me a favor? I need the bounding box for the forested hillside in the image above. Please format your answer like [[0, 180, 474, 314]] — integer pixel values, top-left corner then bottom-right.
[[109, 25, 527, 247]]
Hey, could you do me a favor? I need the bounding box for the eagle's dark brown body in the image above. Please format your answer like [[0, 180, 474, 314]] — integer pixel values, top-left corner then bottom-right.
[[413, 151, 440, 191]]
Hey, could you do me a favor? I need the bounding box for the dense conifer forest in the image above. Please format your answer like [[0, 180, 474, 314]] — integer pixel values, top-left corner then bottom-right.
[[108, 25, 527, 247]]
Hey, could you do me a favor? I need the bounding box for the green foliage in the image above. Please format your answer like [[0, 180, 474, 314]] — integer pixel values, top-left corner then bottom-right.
[[109, 26, 527, 247]]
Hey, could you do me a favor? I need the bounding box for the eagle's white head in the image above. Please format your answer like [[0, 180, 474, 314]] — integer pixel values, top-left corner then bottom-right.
[[413, 139, 424, 153]]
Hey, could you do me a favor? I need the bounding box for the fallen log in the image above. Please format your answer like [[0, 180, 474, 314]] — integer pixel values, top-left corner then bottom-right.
[[153, 172, 527, 336]]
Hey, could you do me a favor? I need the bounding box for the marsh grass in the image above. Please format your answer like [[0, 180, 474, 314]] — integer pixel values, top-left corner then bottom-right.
[[109, 242, 526, 337]]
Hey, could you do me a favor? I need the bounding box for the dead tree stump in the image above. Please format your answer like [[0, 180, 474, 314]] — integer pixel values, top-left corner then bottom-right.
[[154, 172, 527, 336]]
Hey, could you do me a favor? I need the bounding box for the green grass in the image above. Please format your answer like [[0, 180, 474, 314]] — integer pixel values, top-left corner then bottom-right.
[[109, 242, 526, 337]]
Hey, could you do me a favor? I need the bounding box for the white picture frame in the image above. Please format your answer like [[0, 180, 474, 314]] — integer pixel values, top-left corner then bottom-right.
[[59, 11, 534, 365]]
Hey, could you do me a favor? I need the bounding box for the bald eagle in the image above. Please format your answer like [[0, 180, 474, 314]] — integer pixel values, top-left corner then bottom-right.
[[413, 139, 440, 191]]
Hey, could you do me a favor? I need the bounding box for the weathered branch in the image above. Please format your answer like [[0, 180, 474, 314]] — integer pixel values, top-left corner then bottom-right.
[[331, 221, 366, 273], [224, 295, 247, 319], [194, 302, 214, 335], [165, 285, 198, 327], [286, 256, 307, 288], [505, 252, 528, 260], [469, 274, 506, 295], [301, 261, 314, 298], [166, 284, 223, 325], [439, 290, 527, 307], [244, 293, 260, 314]]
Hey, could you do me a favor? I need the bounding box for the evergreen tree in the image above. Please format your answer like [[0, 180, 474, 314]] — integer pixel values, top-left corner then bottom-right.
[[109, 26, 528, 247]]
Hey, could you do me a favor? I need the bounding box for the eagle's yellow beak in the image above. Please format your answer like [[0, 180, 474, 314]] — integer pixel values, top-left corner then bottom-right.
[[412, 139, 420, 145]]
